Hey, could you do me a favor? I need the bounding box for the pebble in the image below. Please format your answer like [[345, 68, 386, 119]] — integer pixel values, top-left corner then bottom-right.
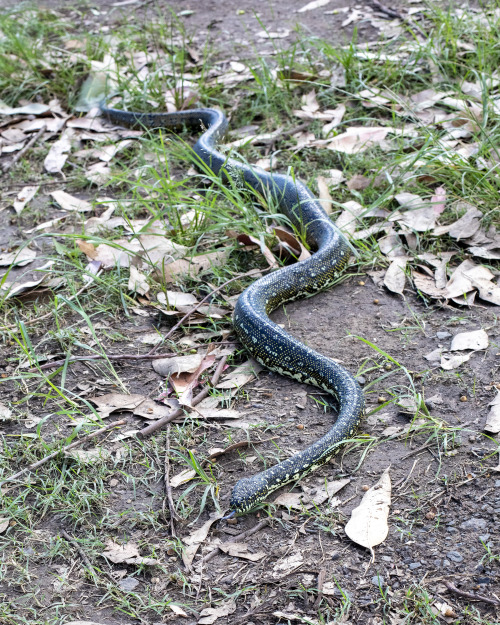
[[460, 517, 487, 530], [371, 575, 384, 586], [447, 551, 463, 563], [436, 331, 452, 339], [495, 480, 500, 488], [443, 559, 451, 567], [409, 562, 421, 570], [357, 376, 366, 385]]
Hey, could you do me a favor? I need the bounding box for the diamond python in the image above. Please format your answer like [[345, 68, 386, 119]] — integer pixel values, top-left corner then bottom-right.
[[100, 104, 365, 515]]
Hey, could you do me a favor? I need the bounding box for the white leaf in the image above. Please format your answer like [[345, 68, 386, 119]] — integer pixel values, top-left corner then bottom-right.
[[298, 0, 331, 12], [485, 394, 500, 434], [50, 190, 92, 212], [198, 599, 236, 624], [345, 466, 391, 553], [440, 353, 471, 370], [450, 329, 489, 351], [12, 185, 39, 215], [384, 257, 408, 295]]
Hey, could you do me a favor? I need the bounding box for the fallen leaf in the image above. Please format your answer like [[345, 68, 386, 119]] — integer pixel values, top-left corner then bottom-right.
[[12, 185, 39, 215], [171, 469, 196, 488], [170, 604, 188, 617], [335, 200, 364, 235], [257, 29, 290, 39], [0, 518, 9, 533], [384, 257, 408, 295], [0, 403, 12, 420], [218, 542, 266, 561], [44, 129, 73, 173], [484, 393, 500, 434], [128, 265, 149, 295], [0, 247, 36, 267], [50, 190, 92, 213], [434, 203, 482, 240], [450, 329, 489, 351], [327, 126, 391, 154], [273, 552, 304, 575], [216, 359, 263, 390], [102, 539, 158, 566], [274, 478, 350, 510], [183, 512, 221, 568], [440, 352, 471, 370], [198, 599, 236, 625], [345, 466, 391, 557], [393, 193, 438, 231], [152, 353, 203, 377], [298, 0, 331, 12], [0, 101, 50, 115], [157, 290, 197, 309], [65, 448, 111, 463], [89, 392, 146, 418]]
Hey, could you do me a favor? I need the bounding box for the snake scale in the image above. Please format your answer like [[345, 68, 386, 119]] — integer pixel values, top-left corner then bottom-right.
[[100, 104, 365, 515]]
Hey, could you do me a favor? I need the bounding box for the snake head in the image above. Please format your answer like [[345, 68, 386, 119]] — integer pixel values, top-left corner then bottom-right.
[[230, 476, 263, 514]]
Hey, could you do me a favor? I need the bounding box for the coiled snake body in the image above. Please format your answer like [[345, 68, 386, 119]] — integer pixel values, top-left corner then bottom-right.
[[101, 105, 364, 515]]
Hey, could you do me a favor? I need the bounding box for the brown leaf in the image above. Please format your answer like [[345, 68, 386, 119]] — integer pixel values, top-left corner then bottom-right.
[[384, 257, 408, 295], [327, 126, 391, 154]]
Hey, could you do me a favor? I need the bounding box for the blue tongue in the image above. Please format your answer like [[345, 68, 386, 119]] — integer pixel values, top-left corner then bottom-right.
[[220, 510, 236, 521]]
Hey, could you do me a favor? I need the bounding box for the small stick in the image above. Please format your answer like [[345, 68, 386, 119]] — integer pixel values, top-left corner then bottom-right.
[[2, 124, 46, 173], [164, 424, 179, 536], [444, 580, 500, 607], [30, 342, 238, 372], [60, 529, 98, 583], [1, 419, 126, 486], [313, 568, 327, 610], [201, 518, 270, 564], [138, 355, 228, 438], [147, 268, 267, 356]]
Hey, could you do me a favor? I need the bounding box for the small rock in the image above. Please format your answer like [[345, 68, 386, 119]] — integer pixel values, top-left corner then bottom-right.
[[495, 480, 500, 488], [447, 551, 463, 563], [371, 575, 384, 586], [475, 577, 492, 584], [443, 559, 451, 567], [409, 562, 421, 570], [460, 517, 487, 530], [119, 577, 139, 591], [357, 376, 366, 385], [436, 331, 452, 339]]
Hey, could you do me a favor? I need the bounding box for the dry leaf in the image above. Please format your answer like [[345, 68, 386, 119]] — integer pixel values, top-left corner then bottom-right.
[[316, 176, 333, 214], [153, 353, 203, 377], [216, 359, 263, 390], [102, 539, 158, 565], [218, 542, 266, 561], [0, 247, 36, 267], [198, 599, 236, 625], [393, 193, 438, 231], [128, 265, 149, 295], [274, 478, 349, 510], [298, 0, 331, 12], [12, 185, 39, 215], [89, 392, 146, 418], [484, 393, 500, 434], [440, 352, 471, 370], [327, 126, 391, 154], [169, 604, 188, 617], [50, 190, 92, 213], [171, 468, 197, 488], [335, 200, 364, 236], [345, 466, 391, 558], [44, 129, 73, 173], [450, 329, 488, 351], [183, 513, 221, 568], [384, 257, 408, 295], [0, 403, 12, 420], [0, 518, 9, 533]]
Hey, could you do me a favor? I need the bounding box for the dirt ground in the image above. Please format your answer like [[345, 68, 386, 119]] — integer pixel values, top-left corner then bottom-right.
[[1, 1, 499, 624]]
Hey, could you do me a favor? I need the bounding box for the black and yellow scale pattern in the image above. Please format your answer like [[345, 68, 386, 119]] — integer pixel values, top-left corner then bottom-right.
[[101, 104, 365, 515]]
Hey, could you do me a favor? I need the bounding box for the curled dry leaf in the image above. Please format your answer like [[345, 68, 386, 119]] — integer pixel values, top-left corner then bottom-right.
[[128, 265, 149, 296], [274, 478, 350, 510], [152, 353, 203, 377], [345, 466, 391, 558], [89, 392, 148, 418], [335, 200, 364, 236], [273, 225, 311, 261], [44, 129, 73, 174]]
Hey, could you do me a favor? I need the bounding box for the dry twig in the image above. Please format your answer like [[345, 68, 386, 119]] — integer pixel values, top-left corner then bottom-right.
[[444, 580, 500, 607], [163, 424, 179, 536], [2, 125, 46, 173]]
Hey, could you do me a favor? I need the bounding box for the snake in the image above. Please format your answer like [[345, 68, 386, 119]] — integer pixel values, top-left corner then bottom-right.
[[100, 104, 365, 515]]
